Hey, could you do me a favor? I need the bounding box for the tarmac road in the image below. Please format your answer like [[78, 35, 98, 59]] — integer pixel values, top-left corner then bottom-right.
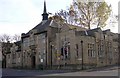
[[1, 65, 119, 78]]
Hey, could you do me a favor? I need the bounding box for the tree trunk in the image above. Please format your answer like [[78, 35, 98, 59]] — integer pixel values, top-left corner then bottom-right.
[[88, 21, 91, 29], [97, 18, 100, 28]]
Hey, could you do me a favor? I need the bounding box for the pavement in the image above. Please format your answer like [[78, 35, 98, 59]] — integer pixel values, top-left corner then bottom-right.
[[1, 65, 120, 77], [79, 65, 120, 72], [41, 70, 118, 76]]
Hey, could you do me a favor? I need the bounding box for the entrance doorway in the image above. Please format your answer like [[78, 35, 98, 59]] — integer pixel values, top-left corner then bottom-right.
[[31, 56, 36, 68]]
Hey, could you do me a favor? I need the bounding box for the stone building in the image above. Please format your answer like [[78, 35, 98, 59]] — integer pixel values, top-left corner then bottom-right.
[[46, 24, 119, 69], [2, 42, 13, 68], [21, 1, 61, 69], [5, 1, 119, 69], [6, 41, 21, 68]]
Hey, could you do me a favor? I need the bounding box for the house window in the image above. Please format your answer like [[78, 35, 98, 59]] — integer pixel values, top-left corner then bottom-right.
[[12, 53, 16, 59], [90, 50, 92, 57], [61, 42, 70, 59], [88, 43, 95, 57], [30, 38, 34, 45], [38, 33, 46, 44], [61, 47, 64, 56], [98, 44, 103, 57], [76, 44, 79, 57], [12, 53, 16, 63], [88, 50, 90, 56], [23, 38, 29, 47], [88, 44, 90, 49]]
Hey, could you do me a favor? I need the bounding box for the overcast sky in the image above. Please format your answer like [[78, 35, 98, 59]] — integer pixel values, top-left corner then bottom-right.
[[0, 0, 119, 36]]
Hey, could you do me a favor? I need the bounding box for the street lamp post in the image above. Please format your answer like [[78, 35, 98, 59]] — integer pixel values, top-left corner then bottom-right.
[[81, 40, 83, 70]]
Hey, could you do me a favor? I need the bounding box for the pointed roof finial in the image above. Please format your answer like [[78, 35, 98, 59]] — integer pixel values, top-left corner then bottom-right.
[[43, 0, 47, 13], [42, 0, 48, 20]]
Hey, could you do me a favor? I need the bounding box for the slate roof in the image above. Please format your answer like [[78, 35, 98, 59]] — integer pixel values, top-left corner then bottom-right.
[[103, 29, 111, 34], [86, 27, 101, 36], [22, 20, 53, 38], [75, 31, 88, 36], [32, 20, 52, 32], [75, 27, 102, 37]]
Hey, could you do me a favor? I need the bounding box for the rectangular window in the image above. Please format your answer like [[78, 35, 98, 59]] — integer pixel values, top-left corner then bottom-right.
[[30, 38, 34, 45], [91, 50, 95, 57], [88, 43, 95, 57], [93, 51, 96, 57], [76, 44, 79, 57], [12, 53, 16, 63], [38, 33, 46, 44], [90, 50, 92, 57], [88, 50, 90, 56], [23, 38, 29, 47], [12, 53, 16, 59], [88, 44, 89, 49]]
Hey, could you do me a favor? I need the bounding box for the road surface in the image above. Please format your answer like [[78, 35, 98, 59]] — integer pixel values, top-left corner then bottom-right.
[[1, 66, 119, 78]]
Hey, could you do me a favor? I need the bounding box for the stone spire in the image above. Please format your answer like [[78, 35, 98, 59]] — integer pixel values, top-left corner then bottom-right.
[[42, 0, 48, 20]]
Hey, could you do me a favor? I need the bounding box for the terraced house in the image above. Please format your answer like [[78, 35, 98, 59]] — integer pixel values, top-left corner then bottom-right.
[[5, 1, 119, 70]]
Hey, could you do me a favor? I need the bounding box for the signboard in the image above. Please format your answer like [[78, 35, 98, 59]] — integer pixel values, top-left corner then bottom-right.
[[41, 59, 43, 63]]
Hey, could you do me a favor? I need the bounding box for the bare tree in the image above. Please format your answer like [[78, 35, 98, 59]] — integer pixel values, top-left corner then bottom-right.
[[55, 9, 69, 23], [12, 34, 21, 42], [0, 34, 21, 68], [0, 34, 11, 42], [0, 34, 13, 68], [0, 34, 21, 42]]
